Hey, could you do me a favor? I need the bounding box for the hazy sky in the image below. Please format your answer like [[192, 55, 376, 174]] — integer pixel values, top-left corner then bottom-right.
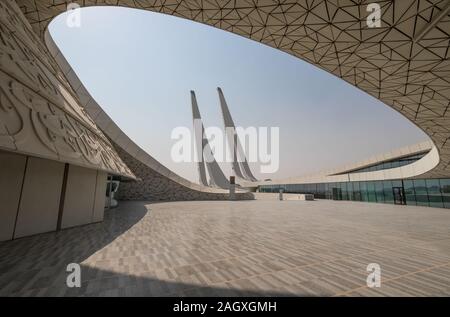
[[49, 7, 429, 183]]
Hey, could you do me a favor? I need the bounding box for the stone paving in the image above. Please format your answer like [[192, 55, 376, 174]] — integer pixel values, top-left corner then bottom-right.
[[1, 199, 449, 296]]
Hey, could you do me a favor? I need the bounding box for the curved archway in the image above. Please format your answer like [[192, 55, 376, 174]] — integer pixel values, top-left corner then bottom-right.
[[23, 0, 448, 180], [44, 5, 442, 189], [3, 0, 450, 189]]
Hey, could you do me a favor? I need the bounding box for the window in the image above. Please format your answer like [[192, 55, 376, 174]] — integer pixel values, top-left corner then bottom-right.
[[316, 183, 326, 199], [257, 178, 450, 209], [383, 181, 394, 204], [440, 179, 450, 209], [375, 181, 385, 203], [391, 160, 401, 168], [311, 183, 318, 195], [426, 179, 443, 208], [367, 182, 376, 202], [404, 180, 416, 206], [413, 179, 429, 206], [333, 184, 342, 200], [347, 182, 355, 201], [335, 151, 428, 175], [324, 183, 330, 199], [354, 182, 361, 201], [360, 182, 368, 202], [341, 182, 348, 200]]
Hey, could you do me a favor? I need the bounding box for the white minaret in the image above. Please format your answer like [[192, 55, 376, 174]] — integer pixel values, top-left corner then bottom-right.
[[217, 87, 258, 182], [190, 90, 230, 189]]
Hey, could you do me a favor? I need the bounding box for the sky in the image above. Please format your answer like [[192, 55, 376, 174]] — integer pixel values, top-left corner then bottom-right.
[[49, 7, 429, 183]]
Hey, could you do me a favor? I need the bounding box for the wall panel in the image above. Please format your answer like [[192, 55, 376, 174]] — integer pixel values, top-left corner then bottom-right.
[[0, 152, 26, 241], [92, 171, 107, 223], [61, 165, 97, 229], [14, 157, 65, 238]]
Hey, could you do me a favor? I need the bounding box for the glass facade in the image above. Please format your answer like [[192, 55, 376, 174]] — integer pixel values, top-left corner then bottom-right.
[[259, 178, 450, 209], [334, 152, 427, 175]]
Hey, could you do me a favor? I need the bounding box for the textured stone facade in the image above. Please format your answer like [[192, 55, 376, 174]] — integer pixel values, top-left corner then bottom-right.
[[0, 0, 134, 178], [114, 142, 254, 201]]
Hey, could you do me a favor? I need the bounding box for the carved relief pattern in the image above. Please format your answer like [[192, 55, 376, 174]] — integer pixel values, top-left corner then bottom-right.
[[0, 0, 134, 178]]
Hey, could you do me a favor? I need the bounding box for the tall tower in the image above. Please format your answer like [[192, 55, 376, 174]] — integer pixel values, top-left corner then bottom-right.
[[217, 87, 258, 182], [191, 91, 208, 187], [190, 91, 230, 189]]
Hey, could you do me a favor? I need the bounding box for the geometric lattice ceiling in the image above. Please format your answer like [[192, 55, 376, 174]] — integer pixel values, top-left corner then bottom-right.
[[16, 0, 450, 177]]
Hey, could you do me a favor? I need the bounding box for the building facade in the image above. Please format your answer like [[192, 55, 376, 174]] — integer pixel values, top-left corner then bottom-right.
[[259, 179, 450, 209], [258, 144, 450, 209]]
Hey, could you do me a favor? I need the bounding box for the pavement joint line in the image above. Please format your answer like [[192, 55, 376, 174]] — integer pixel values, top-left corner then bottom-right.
[[73, 221, 450, 294], [333, 261, 450, 296], [130, 241, 450, 296]]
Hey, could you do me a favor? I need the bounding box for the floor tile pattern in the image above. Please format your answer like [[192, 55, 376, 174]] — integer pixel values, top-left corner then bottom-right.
[[1, 200, 449, 296]]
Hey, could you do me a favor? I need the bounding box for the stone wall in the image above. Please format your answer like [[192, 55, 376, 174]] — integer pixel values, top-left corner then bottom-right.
[[0, 0, 134, 178], [114, 142, 254, 201]]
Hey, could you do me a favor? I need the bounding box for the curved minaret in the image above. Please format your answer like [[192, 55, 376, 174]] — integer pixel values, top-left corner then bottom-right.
[[191, 91, 209, 186], [217, 87, 258, 182], [191, 91, 230, 189]]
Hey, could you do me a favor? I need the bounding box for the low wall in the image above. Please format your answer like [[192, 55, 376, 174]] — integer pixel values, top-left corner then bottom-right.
[[114, 143, 254, 201], [253, 193, 315, 201]]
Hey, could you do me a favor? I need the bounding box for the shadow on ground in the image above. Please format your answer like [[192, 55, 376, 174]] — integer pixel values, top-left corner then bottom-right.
[[0, 201, 293, 297]]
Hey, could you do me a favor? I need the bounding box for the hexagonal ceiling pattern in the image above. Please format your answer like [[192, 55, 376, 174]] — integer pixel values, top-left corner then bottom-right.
[[15, 0, 450, 178]]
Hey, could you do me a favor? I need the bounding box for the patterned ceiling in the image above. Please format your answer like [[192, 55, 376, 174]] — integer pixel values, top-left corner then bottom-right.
[[15, 0, 450, 178]]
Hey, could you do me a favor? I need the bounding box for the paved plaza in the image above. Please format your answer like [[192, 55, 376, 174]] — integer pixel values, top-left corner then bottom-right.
[[0, 199, 449, 296]]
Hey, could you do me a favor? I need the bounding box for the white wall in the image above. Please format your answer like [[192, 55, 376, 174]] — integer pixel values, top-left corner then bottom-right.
[[61, 165, 97, 229], [0, 152, 109, 241], [14, 157, 65, 239]]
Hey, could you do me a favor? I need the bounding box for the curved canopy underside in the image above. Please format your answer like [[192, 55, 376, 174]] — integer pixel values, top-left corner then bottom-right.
[[16, 0, 450, 178]]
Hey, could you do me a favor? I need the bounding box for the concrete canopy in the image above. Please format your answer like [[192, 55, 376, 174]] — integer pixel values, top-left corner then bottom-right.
[[13, 0, 450, 180]]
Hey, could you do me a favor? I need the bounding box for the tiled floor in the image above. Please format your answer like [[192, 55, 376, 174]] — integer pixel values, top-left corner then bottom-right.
[[1, 199, 449, 296]]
